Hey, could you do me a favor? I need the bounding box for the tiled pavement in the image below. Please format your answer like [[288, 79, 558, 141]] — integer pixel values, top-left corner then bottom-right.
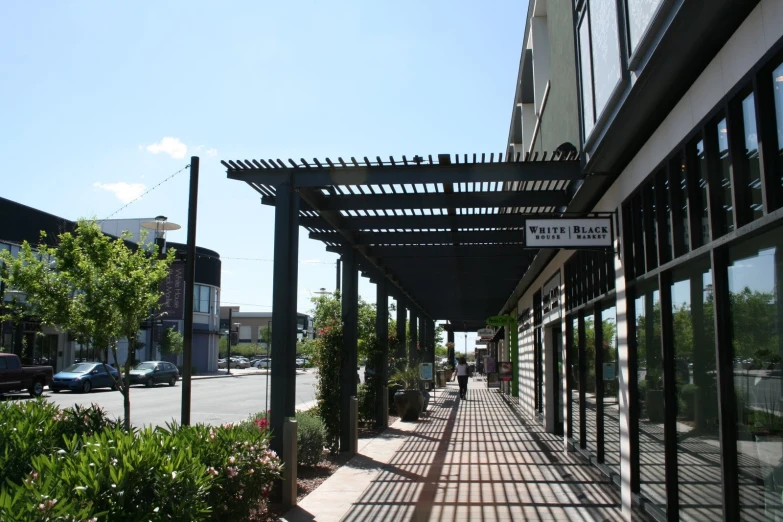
[[283, 379, 631, 522]]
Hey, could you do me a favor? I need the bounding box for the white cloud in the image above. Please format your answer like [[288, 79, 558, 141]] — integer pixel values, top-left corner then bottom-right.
[[144, 137, 187, 159], [206, 148, 218, 157], [93, 182, 146, 203], [302, 259, 322, 264]]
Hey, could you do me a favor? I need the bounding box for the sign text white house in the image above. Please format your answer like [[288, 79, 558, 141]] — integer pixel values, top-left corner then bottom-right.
[[525, 218, 613, 248]]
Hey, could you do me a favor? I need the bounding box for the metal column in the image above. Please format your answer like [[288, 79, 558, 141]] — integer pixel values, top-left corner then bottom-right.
[[396, 299, 406, 369], [409, 309, 418, 364], [269, 177, 300, 457], [427, 319, 435, 365], [447, 330, 455, 366], [375, 279, 389, 428], [340, 249, 359, 453]]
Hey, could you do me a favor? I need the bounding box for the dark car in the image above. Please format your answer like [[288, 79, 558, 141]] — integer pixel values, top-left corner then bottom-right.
[[0, 353, 53, 397], [50, 362, 118, 394], [128, 361, 179, 387]]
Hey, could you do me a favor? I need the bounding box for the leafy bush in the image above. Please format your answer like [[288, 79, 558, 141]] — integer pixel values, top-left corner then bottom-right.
[[0, 400, 118, 487], [0, 426, 213, 522], [357, 382, 375, 424], [314, 318, 343, 454], [0, 401, 282, 521], [296, 411, 325, 467], [169, 422, 282, 520]]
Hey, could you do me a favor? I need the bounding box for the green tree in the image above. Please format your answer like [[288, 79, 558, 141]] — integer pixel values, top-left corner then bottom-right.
[[158, 327, 184, 356], [259, 324, 272, 347], [0, 220, 174, 430]]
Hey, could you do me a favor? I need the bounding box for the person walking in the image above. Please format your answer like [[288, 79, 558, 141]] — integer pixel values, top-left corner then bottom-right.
[[456, 356, 469, 400]]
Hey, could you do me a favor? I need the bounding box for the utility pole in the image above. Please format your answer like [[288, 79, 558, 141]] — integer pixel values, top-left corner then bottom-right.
[[227, 306, 232, 375], [181, 156, 199, 426]]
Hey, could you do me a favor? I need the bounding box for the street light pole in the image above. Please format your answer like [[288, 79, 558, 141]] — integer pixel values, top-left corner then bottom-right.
[[227, 307, 232, 375]]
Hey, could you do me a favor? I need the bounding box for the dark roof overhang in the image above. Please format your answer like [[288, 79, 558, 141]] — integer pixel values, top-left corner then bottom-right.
[[225, 152, 584, 331]]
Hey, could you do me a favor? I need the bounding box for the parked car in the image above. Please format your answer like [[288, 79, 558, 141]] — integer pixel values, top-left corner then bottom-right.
[[50, 362, 118, 394], [128, 361, 179, 387], [0, 353, 53, 397], [252, 358, 271, 369], [231, 357, 250, 369]]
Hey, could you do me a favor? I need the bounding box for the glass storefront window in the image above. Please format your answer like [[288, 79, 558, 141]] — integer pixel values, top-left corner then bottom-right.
[[695, 138, 711, 245], [636, 282, 665, 514], [585, 312, 598, 456], [773, 62, 783, 192], [675, 152, 690, 254], [729, 228, 783, 519], [717, 117, 735, 234], [194, 284, 210, 313], [671, 258, 721, 521], [626, 0, 663, 55], [602, 304, 620, 476], [579, 13, 595, 138], [591, 0, 622, 119], [741, 93, 763, 222], [571, 316, 581, 445]]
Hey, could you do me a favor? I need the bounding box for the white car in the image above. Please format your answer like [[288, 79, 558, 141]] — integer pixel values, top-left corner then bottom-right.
[[252, 358, 271, 369]]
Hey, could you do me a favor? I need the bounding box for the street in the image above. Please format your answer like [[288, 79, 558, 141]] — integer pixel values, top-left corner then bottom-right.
[[40, 369, 319, 428]]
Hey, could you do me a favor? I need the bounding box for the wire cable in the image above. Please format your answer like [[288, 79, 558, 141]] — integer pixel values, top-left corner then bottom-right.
[[102, 164, 191, 220]]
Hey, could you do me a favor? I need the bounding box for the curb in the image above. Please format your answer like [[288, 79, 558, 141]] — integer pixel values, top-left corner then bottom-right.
[[191, 369, 310, 381]]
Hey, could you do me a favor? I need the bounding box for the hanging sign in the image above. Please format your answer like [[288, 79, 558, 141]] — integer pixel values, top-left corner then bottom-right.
[[475, 339, 488, 346], [525, 218, 613, 248], [477, 327, 495, 339], [486, 315, 512, 327]]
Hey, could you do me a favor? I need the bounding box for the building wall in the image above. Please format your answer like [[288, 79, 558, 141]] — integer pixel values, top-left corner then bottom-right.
[[531, 0, 580, 154], [510, 1, 783, 519]]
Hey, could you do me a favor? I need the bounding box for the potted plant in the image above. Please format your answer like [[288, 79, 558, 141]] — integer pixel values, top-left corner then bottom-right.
[[390, 365, 422, 421], [444, 342, 455, 381]]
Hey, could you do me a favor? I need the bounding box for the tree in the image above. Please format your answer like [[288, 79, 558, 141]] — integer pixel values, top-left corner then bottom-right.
[[159, 327, 184, 356], [0, 220, 174, 430]]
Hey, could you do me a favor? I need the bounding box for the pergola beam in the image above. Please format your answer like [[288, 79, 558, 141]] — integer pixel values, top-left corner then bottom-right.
[[300, 213, 530, 231], [369, 244, 535, 258], [309, 230, 525, 245], [296, 187, 432, 319], [225, 159, 582, 187], [320, 190, 568, 211]]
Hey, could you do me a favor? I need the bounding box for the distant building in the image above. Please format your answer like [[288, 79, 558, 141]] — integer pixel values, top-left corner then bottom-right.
[[0, 197, 222, 374], [219, 307, 314, 347]]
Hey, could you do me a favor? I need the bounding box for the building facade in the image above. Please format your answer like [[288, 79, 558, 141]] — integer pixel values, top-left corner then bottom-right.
[[218, 307, 313, 347], [507, 1, 783, 520], [0, 198, 222, 374]]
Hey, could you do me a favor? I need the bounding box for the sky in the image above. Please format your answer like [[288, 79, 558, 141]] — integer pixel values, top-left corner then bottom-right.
[[0, 1, 528, 349]]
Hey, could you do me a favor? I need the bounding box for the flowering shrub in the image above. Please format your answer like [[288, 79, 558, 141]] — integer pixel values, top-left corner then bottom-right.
[[0, 401, 282, 521], [0, 400, 118, 487], [0, 426, 213, 521], [173, 422, 282, 521]]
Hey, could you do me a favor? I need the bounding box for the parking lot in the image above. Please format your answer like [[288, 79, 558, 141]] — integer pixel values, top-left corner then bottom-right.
[[37, 369, 318, 428]]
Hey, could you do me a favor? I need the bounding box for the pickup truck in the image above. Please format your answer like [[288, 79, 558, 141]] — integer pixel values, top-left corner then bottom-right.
[[0, 353, 53, 397]]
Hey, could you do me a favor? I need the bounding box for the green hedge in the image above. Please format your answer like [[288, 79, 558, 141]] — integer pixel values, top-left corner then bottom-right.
[[295, 411, 325, 467], [0, 401, 282, 522], [241, 410, 325, 468]]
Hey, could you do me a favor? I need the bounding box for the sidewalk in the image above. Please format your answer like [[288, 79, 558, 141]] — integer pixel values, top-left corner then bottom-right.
[[282, 379, 630, 522]]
